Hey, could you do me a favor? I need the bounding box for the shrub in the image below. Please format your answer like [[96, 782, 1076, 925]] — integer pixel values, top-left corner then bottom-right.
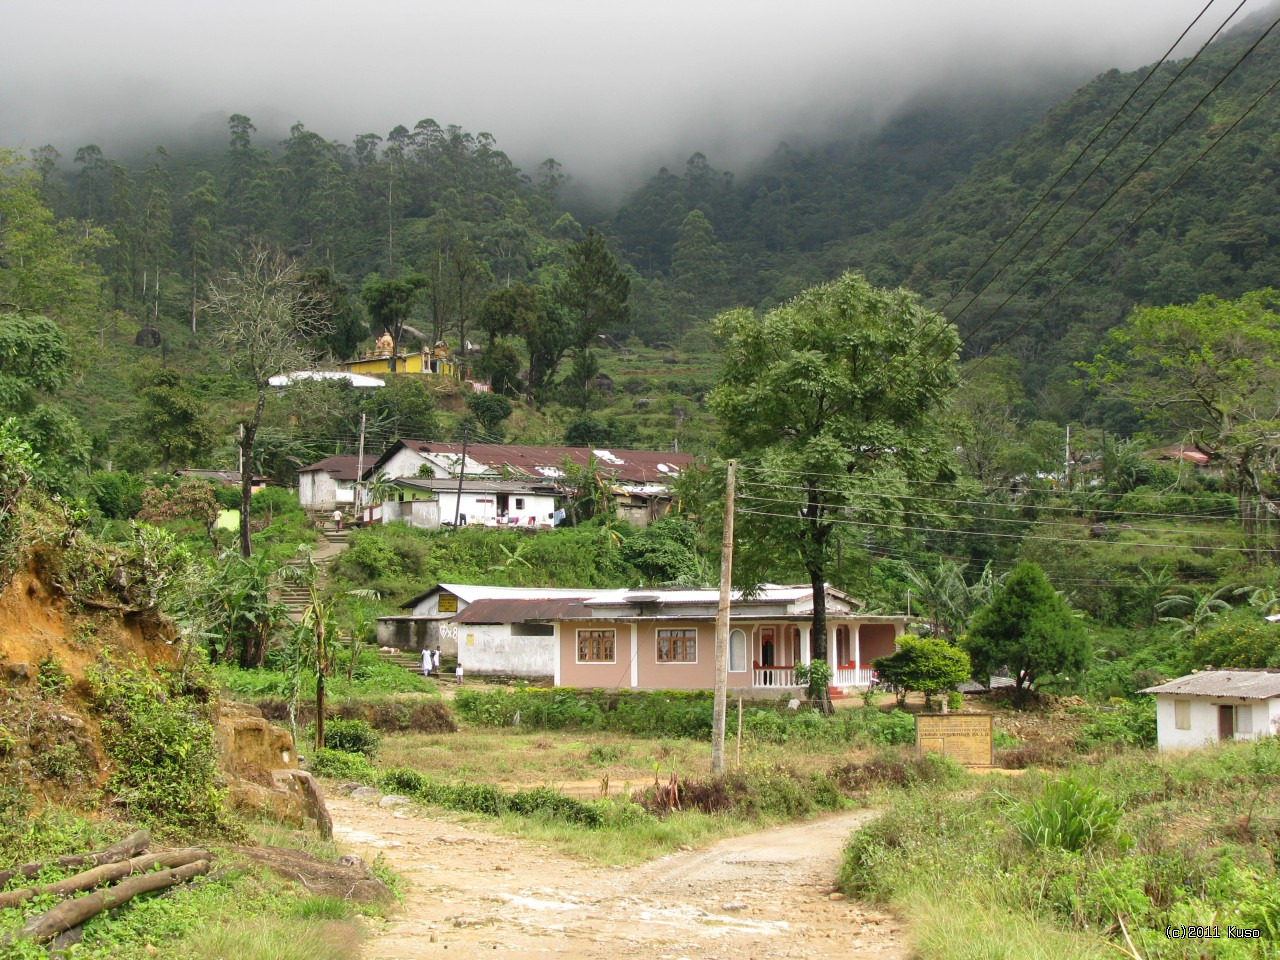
[[307, 747, 376, 781], [831, 751, 964, 792], [1011, 776, 1123, 852], [318, 718, 380, 758], [1077, 697, 1157, 750], [87, 659, 229, 835]]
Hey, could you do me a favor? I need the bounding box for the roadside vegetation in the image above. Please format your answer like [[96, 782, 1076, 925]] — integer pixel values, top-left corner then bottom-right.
[[841, 738, 1280, 960]]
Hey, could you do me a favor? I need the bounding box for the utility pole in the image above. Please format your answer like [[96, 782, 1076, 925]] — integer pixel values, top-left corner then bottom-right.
[[237, 423, 244, 478], [453, 424, 470, 528], [711, 459, 736, 775], [355, 412, 367, 523], [1064, 423, 1071, 491]]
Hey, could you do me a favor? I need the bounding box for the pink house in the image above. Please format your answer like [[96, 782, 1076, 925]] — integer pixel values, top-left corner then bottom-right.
[[451, 583, 909, 693]]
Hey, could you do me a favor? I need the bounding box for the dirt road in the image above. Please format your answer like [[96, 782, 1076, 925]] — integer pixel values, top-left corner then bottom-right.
[[329, 792, 906, 960]]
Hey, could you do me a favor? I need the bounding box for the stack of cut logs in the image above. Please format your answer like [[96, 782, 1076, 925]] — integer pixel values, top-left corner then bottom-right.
[[0, 830, 211, 947]]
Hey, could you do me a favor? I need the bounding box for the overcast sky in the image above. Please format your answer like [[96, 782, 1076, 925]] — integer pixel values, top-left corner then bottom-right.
[[0, 0, 1233, 190]]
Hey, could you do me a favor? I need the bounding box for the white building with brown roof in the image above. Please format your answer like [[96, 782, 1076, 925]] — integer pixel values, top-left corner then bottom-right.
[[1140, 671, 1280, 750]]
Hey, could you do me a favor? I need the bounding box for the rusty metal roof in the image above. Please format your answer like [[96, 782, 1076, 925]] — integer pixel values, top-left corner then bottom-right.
[[455, 597, 592, 624], [297, 455, 363, 481], [373, 441, 693, 484], [1140, 670, 1280, 699]]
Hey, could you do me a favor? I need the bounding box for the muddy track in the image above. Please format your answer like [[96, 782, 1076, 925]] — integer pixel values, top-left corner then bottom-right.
[[330, 792, 906, 959]]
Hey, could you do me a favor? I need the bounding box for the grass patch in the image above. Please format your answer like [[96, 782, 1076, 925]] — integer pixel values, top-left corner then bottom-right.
[[839, 740, 1280, 959]]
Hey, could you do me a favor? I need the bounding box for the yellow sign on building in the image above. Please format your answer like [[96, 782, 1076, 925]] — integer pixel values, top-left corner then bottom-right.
[[915, 713, 994, 767], [437, 594, 458, 613]]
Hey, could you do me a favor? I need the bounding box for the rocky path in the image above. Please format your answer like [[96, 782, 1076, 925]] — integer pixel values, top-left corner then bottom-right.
[[329, 792, 906, 960]]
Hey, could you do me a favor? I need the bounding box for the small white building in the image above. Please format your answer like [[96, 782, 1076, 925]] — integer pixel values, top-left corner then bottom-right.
[[1140, 671, 1280, 750], [380, 477, 560, 530], [297, 456, 362, 513], [375, 583, 626, 662]]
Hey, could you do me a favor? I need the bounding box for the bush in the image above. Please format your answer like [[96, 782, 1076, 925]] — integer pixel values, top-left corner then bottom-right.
[[317, 718, 380, 758], [831, 751, 964, 792], [1077, 697, 1157, 750], [87, 659, 229, 836], [307, 747, 376, 781], [1011, 776, 1123, 852], [632, 763, 849, 819]]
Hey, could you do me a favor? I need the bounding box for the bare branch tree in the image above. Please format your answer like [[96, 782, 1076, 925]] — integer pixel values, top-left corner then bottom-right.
[[205, 244, 331, 556]]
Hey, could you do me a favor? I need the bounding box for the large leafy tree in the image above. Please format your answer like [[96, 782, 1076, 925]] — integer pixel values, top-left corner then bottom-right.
[[557, 229, 629, 408], [360, 273, 428, 354], [124, 365, 215, 471], [206, 246, 330, 557], [963, 561, 1089, 694], [710, 272, 960, 705], [1084, 290, 1280, 554]]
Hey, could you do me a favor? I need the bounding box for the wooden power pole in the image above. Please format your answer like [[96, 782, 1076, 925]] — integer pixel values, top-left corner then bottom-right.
[[711, 459, 736, 775]]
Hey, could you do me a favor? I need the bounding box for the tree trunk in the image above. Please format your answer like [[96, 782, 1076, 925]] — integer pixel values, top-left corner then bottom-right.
[[315, 670, 326, 752], [0, 849, 207, 910], [5, 860, 210, 946], [0, 831, 149, 891], [239, 392, 266, 559]]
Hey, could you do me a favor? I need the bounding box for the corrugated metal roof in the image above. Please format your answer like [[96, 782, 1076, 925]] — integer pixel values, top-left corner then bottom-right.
[[456, 598, 592, 623], [373, 440, 693, 484], [1140, 670, 1280, 699], [298, 455, 362, 481]]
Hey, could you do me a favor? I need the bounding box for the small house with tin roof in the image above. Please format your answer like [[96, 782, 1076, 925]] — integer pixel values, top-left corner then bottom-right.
[[1140, 670, 1280, 750]]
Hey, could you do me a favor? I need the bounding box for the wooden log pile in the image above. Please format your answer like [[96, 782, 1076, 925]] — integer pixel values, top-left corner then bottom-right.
[[0, 830, 213, 947]]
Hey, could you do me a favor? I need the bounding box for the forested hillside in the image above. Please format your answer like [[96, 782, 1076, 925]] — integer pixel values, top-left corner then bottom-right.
[[3, 11, 1278, 472]]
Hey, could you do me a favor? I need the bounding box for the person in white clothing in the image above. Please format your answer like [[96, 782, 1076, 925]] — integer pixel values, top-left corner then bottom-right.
[[455, 661, 464, 685], [421, 647, 430, 677], [431, 646, 441, 676]]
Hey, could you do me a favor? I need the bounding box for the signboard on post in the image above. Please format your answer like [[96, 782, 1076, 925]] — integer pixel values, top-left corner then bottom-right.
[[915, 713, 994, 767]]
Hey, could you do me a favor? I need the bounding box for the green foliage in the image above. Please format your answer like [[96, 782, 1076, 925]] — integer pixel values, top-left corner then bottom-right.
[[1011, 776, 1123, 852], [307, 747, 376, 781], [314, 717, 381, 758], [872, 634, 970, 703], [711, 272, 959, 674], [87, 470, 146, 519], [1186, 610, 1280, 670], [35, 654, 70, 698], [86, 658, 228, 835], [465, 391, 513, 437], [1077, 698, 1157, 750], [635, 763, 849, 819], [964, 561, 1090, 691]]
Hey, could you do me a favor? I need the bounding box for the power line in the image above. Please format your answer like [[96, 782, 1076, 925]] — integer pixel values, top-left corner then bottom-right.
[[735, 505, 1253, 552], [736, 477, 1238, 523], [736, 490, 1235, 540], [734, 463, 1238, 507], [950, 9, 1280, 363], [945, 0, 1245, 331], [893, 0, 1236, 367], [961, 58, 1280, 382]]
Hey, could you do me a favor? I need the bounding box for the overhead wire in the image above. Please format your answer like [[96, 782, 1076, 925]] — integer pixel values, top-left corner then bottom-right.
[[735, 489, 1235, 540], [735, 476, 1239, 523], [946, 8, 1280, 366], [734, 504, 1256, 553], [958, 54, 1280, 383], [891, 0, 1240, 367]]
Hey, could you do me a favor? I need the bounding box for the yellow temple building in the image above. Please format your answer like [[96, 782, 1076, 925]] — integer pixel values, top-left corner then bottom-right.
[[340, 336, 464, 379]]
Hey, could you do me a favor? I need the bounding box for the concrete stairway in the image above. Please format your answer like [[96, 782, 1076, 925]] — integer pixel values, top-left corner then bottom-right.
[[277, 522, 350, 623]]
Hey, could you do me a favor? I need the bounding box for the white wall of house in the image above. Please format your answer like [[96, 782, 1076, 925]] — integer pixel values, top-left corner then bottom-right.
[[381, 498, 441, 529], [298, 470, 330, 509], [437, 491, 557, 526], [1154, 695, 1279, 750], [457, 622, 556, 679], [377, 448, 430, 480]]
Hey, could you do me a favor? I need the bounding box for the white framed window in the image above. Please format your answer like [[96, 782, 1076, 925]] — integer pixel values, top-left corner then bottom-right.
[[729, 629, 747, 672], [576, 629, 615, 663], [656, 628, 697, 663], [1174, 699, 1190, 730]]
